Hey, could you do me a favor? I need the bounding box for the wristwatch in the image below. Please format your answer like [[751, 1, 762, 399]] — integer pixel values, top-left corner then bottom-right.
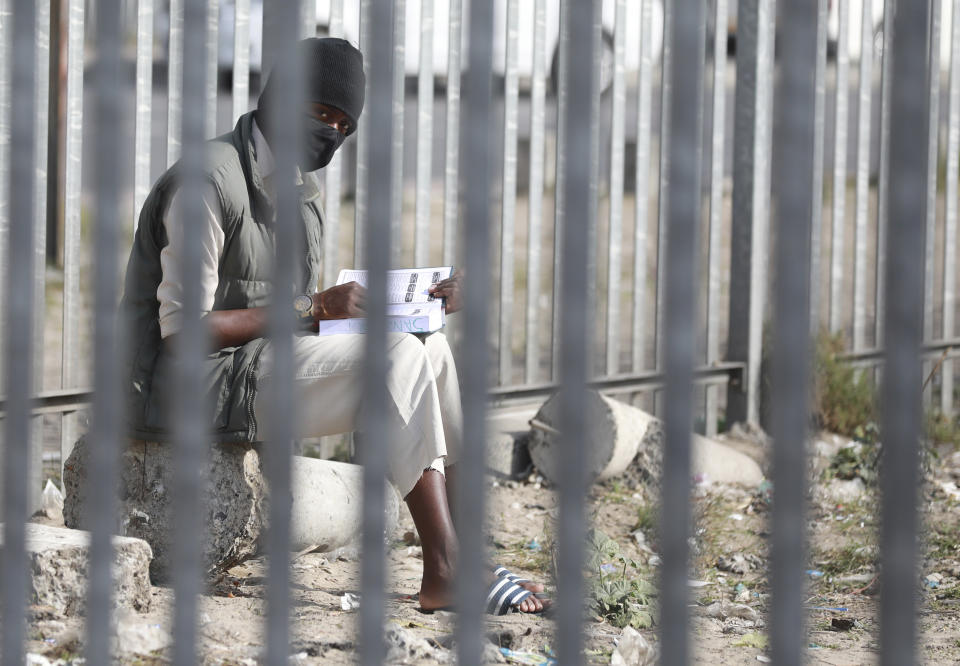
[[294, 294, 314, 326]]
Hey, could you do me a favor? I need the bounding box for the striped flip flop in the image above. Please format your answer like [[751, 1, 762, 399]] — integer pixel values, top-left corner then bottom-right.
[[485, 574, 534, 615]]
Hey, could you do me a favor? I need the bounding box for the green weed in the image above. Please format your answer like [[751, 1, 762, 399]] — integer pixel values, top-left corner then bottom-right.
[[586, 530, 657, 630]]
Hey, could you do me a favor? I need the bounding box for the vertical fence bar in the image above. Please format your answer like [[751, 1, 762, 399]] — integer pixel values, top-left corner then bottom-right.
[[441, 0, 461, 267], [231, 0, 250, 123], [605, 0, 626, 376], [2, 0, 37, 662], [0, 0, 8, 398], [726, 0, 775, 426], [853, 0, 874, 350], [810, 0, 828, 332], [875, 0, 895, 348], [353, 0, 370, 268], [705, 0, 728, 437], [134, 0, 154, 223], [923, 0, 941, 391], [61, 0, 84, 468], [414, 0, 433, 266], [632, 0, 654, 374], [551, 1, 567, 378], [85, 0, 124, 659], [655, 0, 674, 386], [556, 0, 594, 660], [941, 0, 960, 416], [524, 0, 546, 383], [322, 0, 344, 289], [360, 2, 393, 663], [31, 0, 50, 513], [167, 0, 183, 165], [170, 0, 210, 662], [659, 0, 706, 663], [389, 3, 404, 265], [455, 0, 494, 660], [205, 0, 218, 137], [769, 0, 817, 663], [498, 0, 518, 385], [880, 0, 931, 662], [829, 0, 850, 334]]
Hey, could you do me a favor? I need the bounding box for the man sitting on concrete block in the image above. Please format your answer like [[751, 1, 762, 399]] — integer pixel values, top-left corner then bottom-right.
[[120, 37, 545, 615]]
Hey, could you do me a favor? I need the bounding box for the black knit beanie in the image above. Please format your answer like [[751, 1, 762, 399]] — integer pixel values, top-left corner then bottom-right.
[[257, 37, 366, 135]]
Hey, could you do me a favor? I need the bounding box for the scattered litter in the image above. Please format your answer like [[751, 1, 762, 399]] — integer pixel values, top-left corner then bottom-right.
[[41, 480, 64, 522], [499, 647, 556, 665], [806, 570, 824, 579], [526, 539, 541, 551], [729, 513, 745, 521], [611, 626, 657, 666], [734, 583, 747, 593], [756, 656, 772, 663], [648, 555, 661, 566], [809, 606, 847, 612], [199, 613, 212, 626], [718, 554, 751, 575], [831, 618, 856, 631], [340, 592, 361, 611], [925, 573, 943, 589], [687, 580, 712, 588]]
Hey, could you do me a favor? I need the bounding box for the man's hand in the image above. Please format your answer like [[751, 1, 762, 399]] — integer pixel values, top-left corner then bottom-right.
[[428, 271, 463, 314], [314, 281, 366, 321]]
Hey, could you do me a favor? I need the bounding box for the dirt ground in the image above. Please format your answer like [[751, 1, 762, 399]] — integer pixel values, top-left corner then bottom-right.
[[23, 427, 960, 665]]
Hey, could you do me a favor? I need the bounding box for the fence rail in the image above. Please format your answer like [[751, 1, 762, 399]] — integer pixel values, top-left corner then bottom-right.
[[0, 0, 948, 663]]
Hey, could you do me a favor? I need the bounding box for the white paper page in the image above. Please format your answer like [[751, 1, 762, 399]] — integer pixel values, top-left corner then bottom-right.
[[336, 267, 453, 305]]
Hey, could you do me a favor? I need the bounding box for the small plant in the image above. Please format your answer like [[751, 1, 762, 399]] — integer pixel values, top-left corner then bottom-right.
[[925, 409, 960, 449], [635, 503, 658, 536], [585, 529, 657, 629], [813, 331, 878, 441], [826, 442, 879, 484]]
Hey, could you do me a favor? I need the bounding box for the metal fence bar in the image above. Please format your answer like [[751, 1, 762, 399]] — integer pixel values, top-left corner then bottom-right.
[[923, 0, 942, 395], [499, 0, 518, 385], [875, 0, 895, 349], [231, 0, 250, 123], [658, 0, 705, 662], [769, 0, 817, 663], [524, 0, 546, 383], [0, 0, 8, 398], [134, 0, 154, 222], [414, 0, 433, 266], [809, 0, 828, 333], [354, 0, 370, 267], [556, 0, 594, 660], [262, 5, 303, 663], [360, 1, 393, 662], [551, 0, 567, 379], [170, 0, 211, 662], [632, 0, 654, 374], [167, 0, 183, 165], [852, 0, 874, 350], [654, 0, 672, 383], [829, 0, 850, 334], [726, 0, 775, 426], [61, 0, 84, 471], [389, 3, 404, 266], [704, 0, 728, 437], [2, 1, 38, 661], [205, 0, 219, 137], [441, 0, 461, 267], [31, 0, 50, 513], [605, 0, 626, 376], [455, 0, 494, 660], [942, 0, 960, 416], [85, 0, 124, 659], [323, 0, 345, 289], [880, 0, 931, 662]]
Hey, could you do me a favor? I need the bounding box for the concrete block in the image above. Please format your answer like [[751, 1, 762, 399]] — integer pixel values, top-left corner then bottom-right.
[[0, 524, 152, 616], [63, 437, 399, 582], [485, 431, 532, 480]]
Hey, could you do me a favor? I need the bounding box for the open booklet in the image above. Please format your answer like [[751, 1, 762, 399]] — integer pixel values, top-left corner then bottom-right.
[[315, 266, 454, 336]]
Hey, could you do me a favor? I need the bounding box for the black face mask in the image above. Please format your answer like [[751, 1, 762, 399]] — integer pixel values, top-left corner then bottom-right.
[[301, 116, 345, 172]]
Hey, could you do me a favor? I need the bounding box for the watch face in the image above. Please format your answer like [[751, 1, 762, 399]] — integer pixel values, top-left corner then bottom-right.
[[294, 294, 313, 315]]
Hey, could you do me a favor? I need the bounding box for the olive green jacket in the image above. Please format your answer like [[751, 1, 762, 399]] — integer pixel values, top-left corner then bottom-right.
[[120, 112, 323, 442]]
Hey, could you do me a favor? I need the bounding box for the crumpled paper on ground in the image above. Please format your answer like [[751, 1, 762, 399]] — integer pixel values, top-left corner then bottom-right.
[[611, 626, 657, 666]]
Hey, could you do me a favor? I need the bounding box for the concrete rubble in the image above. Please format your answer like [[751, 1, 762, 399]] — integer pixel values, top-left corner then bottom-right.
[[64, 436, 399, 582], [527, 390, 765, 486], [0, 523, 152, 616]]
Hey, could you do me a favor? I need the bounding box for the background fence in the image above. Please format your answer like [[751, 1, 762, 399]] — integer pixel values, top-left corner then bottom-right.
[[0, 0, 946, 663]]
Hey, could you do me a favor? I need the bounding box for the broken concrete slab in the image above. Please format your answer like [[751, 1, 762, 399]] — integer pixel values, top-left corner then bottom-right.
[[0, 523, 152, 616], [528, 390, 765, 486], [63, 437, 399, 582], [486, 431, 533, 480]]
